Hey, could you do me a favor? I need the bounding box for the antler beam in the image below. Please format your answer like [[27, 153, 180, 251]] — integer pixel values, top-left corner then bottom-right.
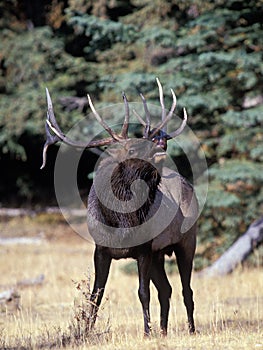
[[41, 89, 126, 169]]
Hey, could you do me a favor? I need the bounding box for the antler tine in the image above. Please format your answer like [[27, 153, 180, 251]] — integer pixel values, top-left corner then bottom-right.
[[87, 94, 122, 141], [40, 89, 65, 169], [149, 84, 177, 139], [169, 107, 188, 138], [121, 92, 129, 138], [133, 109, 146, 127], [140, 93, 151, 137], [40, 116, 61, 169], [46, 88, 63, 134], [40, 142, 49, 170], [167, 88, 177, 119], [156, 77, 166, 127]]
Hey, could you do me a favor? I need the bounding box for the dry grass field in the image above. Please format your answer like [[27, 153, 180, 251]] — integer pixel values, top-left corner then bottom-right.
[[0, 215, 262, 349]]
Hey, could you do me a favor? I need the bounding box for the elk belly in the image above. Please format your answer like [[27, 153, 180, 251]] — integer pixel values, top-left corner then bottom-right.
[[151, 207, 185, 251]]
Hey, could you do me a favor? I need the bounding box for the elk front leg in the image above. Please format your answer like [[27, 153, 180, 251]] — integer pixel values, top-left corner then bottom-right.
[[89, 245, 111, 331], [137, 251, 152, 336]]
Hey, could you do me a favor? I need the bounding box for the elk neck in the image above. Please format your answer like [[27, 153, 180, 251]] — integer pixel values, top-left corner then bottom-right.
[[97, 157, 161, 228]]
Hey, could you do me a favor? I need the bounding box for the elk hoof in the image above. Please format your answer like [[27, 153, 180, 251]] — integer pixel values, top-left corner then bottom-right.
[[160, 329, 167, 337]]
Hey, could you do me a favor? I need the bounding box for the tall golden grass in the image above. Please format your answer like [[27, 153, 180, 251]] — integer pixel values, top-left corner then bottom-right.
[[0, 216, 262, 349]]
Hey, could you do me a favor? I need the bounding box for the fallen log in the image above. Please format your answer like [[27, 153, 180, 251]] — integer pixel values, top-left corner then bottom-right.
[[198, 216, 263, 277], [17, 273, 45, 287], [0, 208, 36, 217], [0, 237, 44, 245], [0, 207, 86, 218]]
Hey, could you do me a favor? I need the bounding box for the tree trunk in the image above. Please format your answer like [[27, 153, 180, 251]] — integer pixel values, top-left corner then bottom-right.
[[198, 216, 263, 277]]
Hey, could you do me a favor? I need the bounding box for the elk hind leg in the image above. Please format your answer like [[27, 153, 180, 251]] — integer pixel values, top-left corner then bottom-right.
[[150, 252, 172, 336], [174, 239, 196, 334]]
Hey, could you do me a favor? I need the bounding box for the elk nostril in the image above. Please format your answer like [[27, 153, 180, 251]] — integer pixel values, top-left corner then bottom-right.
[[158, 141, 167, 151], [152, 137, 167, 151]]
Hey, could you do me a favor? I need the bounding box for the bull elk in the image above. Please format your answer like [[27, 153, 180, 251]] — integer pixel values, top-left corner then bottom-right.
[[41, 79, 198, 336]]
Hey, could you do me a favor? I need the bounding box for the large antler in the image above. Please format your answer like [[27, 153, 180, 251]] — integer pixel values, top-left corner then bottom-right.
[[40, 89, 128, 169], [41, 80, 187, 169], [134, 78, 187, 139]]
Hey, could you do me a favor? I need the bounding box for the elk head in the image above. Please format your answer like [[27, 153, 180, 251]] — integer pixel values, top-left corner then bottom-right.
[[40, 78, 187, 170]]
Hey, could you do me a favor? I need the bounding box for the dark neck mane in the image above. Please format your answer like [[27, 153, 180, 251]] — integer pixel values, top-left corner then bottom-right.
[[98, 158, 161, 228]]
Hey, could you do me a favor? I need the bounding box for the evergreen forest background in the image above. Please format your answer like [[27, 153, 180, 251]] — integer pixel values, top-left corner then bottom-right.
[[0, 0, 262, 267]]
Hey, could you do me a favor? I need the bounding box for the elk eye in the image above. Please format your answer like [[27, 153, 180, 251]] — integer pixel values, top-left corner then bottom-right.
[[128, 149, 135, 155]]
